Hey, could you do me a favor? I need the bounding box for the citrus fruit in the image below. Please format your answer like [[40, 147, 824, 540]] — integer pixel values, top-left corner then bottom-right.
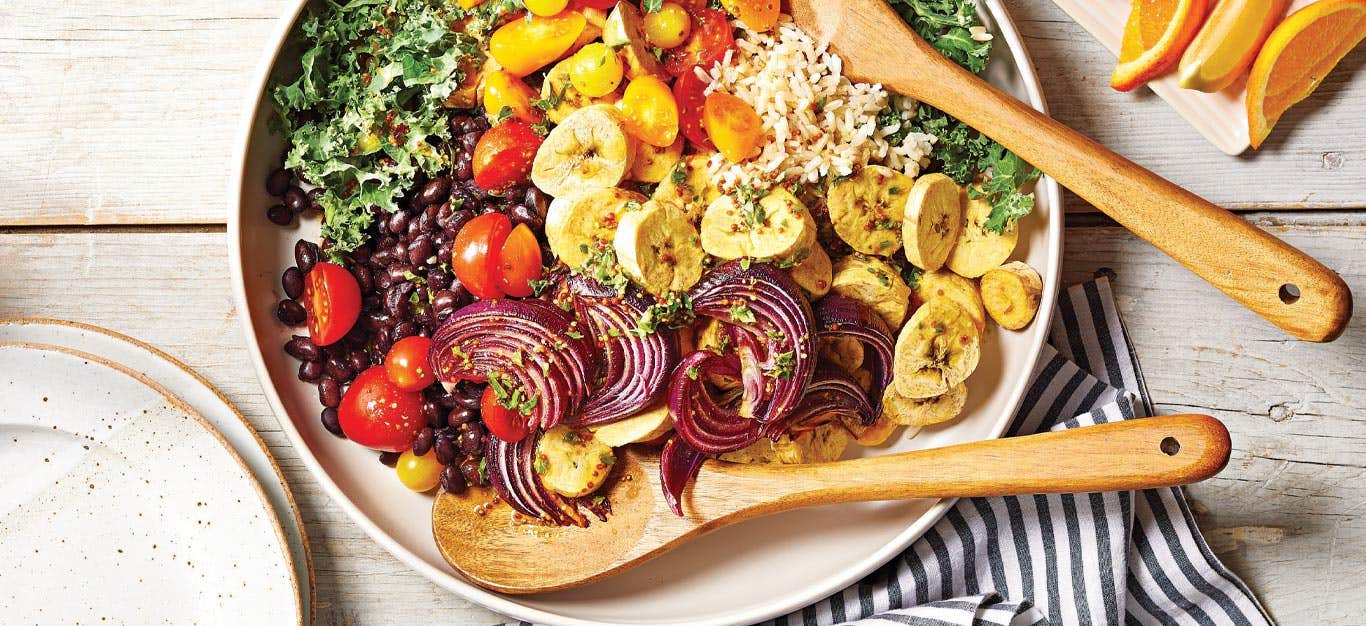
[[1177, 0, 1290, 92], [1247, 0, 1366, 148], [1111, 0, 1210, 92]]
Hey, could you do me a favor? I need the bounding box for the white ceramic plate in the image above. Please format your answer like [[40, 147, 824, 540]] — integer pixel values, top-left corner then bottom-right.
[[230, 2, 1062, 624], [0, 342, 301, 623], [0, 318, 314, 623]]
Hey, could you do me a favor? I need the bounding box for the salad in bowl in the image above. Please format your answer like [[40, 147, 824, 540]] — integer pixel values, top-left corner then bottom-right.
[[261, 0, 1045, 539]]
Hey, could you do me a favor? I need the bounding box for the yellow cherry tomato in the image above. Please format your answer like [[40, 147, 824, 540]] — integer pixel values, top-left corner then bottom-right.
[[720, 0, 779, 32], [524, 0, 569, 17], [395, 450, 444, 492], [489, 11, 588, 77], [482, 70, 543, 124], [621, 75, 680, 147], [643, 2, 693, 49], [703, 91, 765, 162], [568, 43, 625, 98], [456, 0, 487, 8]]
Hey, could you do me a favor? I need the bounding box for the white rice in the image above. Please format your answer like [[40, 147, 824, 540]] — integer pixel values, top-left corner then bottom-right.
[[700, 15, 937, 193]]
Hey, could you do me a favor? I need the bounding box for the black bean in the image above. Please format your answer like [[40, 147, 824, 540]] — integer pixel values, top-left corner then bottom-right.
[[285, 335, 322, 361], [436, 201, 453, 221], [350, 244, 372, 265], [424, 400, 445, 427], [307, 188, 325, 211], [386, 211, 409, 236], [426, 267, 452, 292], [378, 451, 401, 467], [525, 186, 551, 217], [446, 406, 475, 428], [386, 263, 413, 283], [459, 457, 484, 486], [458, 424, 484, 455], [348, 350, 369, 374], [294, 240, 320, 273], [267, 204, 293, 226], [266, 168, 293, 196], [430, 290, 457, 319], [318, 376, 342, 408], [393, 320, 417, 340], [321, 408, 344, 437], [454, 385, 482, 409], [507, 203, 542, 229], [385, 283, 415, 318], [419, 177, 451, 206], [281, 267, 305, 299], [324, 356, 354, 383], [407, 235, 434, 266], [298, 359, 323, 383], [351, 265, 374, 293], [436, 241, 454, 266], [373, 267, 393, 290], [434, 434, 457, 466], [441, 465, 467, 493], [433, 391, 463, 409], [413, 427, 435, 456], [276, 299, 307, 325], [283, 186, 308, 213]]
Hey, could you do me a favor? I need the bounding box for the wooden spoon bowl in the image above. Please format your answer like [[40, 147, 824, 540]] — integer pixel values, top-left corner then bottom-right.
[[433, 414, 1230, 594]]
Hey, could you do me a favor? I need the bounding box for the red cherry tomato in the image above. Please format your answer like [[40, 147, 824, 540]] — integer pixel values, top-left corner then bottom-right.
[[452, 213, 513, 300], [338, 366, 426, 452], [303, 262, 361, 346], [672, 69, 716, 151], [472, 120, 543, 193], [480, 385, 530, 443], [384, 336, 435, 392], [663, 8, 735, 77], [498, 224, 544, 298]]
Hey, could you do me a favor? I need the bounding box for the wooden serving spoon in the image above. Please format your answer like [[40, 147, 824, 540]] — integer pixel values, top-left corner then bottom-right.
[[433, 413, 1230, 593], [784, 0, 1350, 342]]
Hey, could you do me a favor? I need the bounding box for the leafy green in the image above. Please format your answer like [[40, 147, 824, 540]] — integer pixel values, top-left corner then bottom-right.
[[888, 0, 1041, 234], [271, 0, 519, 256], [887, 0, 991, 73], [642, 0, 663, 12]]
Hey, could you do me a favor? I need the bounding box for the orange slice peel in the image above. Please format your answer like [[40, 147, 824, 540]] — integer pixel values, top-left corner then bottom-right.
[[1111, 0, 1211, 92]]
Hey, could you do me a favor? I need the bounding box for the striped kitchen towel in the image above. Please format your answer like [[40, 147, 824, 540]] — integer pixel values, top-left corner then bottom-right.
[[768, 277, 1272, 626]]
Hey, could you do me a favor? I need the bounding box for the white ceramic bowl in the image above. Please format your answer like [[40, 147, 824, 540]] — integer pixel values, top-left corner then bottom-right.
[[230, 2, 1062, 624]]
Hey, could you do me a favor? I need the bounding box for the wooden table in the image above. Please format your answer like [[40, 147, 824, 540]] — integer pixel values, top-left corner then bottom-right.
[[2, 2, 1362, 624]]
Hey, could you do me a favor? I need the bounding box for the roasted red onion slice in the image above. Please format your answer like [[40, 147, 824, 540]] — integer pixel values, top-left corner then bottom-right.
[[762, 365, 875, 438], [668, 350, 761, 454], [566, 275, 679, 426], [813, 295, 894, 421], [429, 299, 596, 430], [486, 431, 586, 527], [659, 435, 705, 516], [688, 261, 816, 425]]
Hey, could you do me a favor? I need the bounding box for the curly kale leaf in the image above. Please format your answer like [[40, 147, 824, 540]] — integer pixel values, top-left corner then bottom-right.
[[887, 0, 991, 74]]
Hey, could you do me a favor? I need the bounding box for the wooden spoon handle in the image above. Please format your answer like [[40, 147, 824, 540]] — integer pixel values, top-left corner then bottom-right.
[[708, 415, 1229, 518], [862, 12, 1351, 342]]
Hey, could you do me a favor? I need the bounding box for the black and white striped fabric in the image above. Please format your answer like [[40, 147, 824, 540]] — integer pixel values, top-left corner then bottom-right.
[[764, 278, 1270, 626], [501, 278, 1271, 626]]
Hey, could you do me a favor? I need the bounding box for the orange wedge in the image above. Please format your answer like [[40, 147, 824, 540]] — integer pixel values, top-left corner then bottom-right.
[[1111, 0, 1210, 92], [1247, 0, 1366, 148]]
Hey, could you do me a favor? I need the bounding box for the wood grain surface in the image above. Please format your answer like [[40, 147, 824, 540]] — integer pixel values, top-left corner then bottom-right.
[[2, 0, 1364, 624]]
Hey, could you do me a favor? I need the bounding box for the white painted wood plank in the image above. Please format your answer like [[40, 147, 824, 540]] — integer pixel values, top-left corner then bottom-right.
[[0, 223, 1360, 623], [0, 1, 1362, 226]]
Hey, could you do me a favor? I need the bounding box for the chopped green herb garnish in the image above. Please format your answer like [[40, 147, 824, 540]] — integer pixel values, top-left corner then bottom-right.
[[729, 302, 758, 324], [766, 351, 797, 380]]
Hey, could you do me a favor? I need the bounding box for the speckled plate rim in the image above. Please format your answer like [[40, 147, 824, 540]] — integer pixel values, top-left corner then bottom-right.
[[228, 1, 1062, 624], [0, 340, 304, 624], [0, 319, 315, 625]]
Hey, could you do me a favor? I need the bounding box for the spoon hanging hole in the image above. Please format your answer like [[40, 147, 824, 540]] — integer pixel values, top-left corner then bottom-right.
[[1278, 284, 1301, 304], [1160, 436, 1181, 456]]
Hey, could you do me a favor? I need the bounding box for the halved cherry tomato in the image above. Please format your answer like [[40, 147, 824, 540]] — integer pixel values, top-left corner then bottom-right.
[[672, 69, 715, 150], [498, 224, 544, 298], [303, 262, 361, 346], [472, 120, 543, 193], [452, 213, 513, 301], [481, 385, 530, 443], [663, 8, 735, 77], [719, 0, 778, 32], [481, 71, 543, 124], [703, 91, 765, 162], [622, 75, 680, 147], [524, 0, 569, 17], [488, 12, 587, 76], [338, 366, 426, 452], [384, 336, 434, 392]]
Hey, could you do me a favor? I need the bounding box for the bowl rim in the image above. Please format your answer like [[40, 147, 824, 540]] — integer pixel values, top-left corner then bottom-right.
[[227, 1, 1063, 623]]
